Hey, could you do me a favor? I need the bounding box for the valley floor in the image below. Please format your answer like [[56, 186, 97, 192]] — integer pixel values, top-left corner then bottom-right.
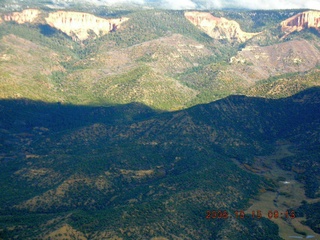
[[244, 142, 320, 239]]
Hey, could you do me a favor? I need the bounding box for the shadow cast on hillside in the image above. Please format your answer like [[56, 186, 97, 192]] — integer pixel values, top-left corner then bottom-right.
[[1, 86, 320, 132], [0, 99, 160, 132]]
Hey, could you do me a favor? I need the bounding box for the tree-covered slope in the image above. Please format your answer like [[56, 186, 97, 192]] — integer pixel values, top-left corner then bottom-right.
[[1, 8, 320, 110], [1, 88, 320, 239]]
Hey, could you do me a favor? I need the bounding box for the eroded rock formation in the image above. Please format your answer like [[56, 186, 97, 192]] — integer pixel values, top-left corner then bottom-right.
[[3, 9, 41, 24], [184, 11, 260, 43], [281, 11, 320, 32], [281, 11, 320, 37], [1, 9, 128, 41], [45, 11, 128, 41]]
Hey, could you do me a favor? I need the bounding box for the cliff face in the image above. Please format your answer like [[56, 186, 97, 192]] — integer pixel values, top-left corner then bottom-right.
[[1, 9, 128, 41], [281, 11, 320, 36], [45, 11, 129, 41], [3, 9, 41, 24], [184, 11, 260, 43]]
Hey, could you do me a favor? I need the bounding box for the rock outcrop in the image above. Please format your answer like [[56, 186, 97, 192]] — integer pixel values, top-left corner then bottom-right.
[[281, 11, 320, 37], [3, 9, 40, 24], [184, 11, 260, 43], [1, 9, 128, 41], [282, 11, 320, 31], [45, 11, 128, 41]]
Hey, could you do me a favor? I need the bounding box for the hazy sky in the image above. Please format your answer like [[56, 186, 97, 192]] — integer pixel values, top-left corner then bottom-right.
[[195, 0, 320, 10], [96, 0, 320, 10], [206, 0, 320, 10]]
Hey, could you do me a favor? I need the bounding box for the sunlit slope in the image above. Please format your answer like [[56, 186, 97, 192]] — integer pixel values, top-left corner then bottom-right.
[[1, 9, 320, 110]]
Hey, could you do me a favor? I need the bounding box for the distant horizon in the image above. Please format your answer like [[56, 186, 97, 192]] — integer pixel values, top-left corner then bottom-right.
[[1, 0, 320, 10], [50, 0, 320, 10], [2, 0, 317, 11]]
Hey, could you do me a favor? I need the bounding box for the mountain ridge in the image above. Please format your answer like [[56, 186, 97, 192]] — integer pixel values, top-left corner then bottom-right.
[[0, 87, 320, 239], [1, 8, 320, 110], [1, 6, 320, 238]]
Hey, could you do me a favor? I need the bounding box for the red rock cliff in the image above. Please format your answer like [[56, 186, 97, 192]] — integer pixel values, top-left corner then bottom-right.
[[184, 11, 260, 43], [281, 11, 320, 35]]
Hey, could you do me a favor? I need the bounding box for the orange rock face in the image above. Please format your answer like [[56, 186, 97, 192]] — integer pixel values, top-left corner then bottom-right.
[[3, 9, 40, 24], [45, 11, 128, 41], [281, 11, 320, 35], [184, 11, 260, 43]]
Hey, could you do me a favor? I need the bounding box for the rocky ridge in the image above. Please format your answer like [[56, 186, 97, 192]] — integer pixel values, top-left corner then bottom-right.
[[281, 11, 320, 38], [184, 11, 260, 43]]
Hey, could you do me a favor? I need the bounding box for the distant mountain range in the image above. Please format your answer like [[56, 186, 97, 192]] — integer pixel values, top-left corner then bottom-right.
[[0, 3, 320, 239], [0, 8, 320, 110]]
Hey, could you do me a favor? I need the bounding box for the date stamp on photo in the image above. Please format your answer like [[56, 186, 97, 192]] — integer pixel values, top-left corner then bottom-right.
[[206, 210, 295, 219]]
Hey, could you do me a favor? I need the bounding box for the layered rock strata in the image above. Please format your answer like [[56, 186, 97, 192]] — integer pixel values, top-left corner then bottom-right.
[[1, 9, 128, 41], [281, 11, 320, 35], [45, 11, 128, 41], [185, 11, 260, 43]]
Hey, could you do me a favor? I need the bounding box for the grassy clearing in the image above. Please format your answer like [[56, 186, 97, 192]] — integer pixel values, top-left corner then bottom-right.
[[244, 142, 320, 239]]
